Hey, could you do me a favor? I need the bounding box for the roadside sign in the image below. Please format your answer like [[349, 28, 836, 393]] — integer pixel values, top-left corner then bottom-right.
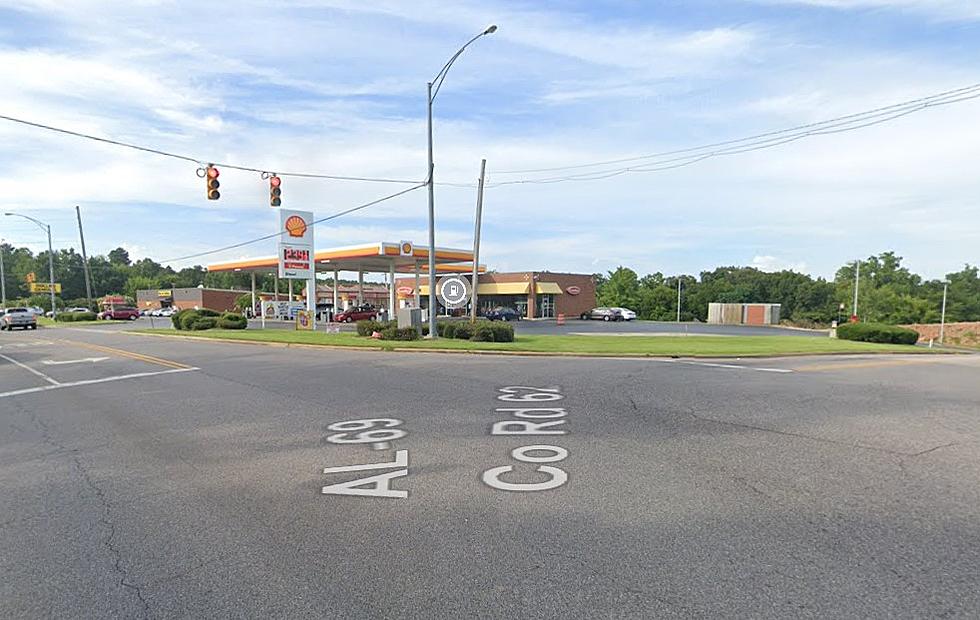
[[278, 209, 314, 279], [25, 272, 36, 283], [29, 282, 61, 293], [436, 275, 470, 309], [262, 300, 305, 320], [296, 310, 313, 330], [158, 289, 173, 298]]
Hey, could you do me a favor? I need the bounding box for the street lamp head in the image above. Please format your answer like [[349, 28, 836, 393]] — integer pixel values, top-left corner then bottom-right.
[[483, 24, 498, 35]]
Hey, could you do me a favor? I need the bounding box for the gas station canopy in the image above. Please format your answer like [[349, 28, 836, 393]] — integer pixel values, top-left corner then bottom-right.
[[207, 241, 485, 275]]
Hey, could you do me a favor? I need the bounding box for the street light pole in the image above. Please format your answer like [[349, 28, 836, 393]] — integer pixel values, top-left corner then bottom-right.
[[425, 24, 497, 338], [939, 281, 948, 345], [0, 238, 6, 307], [5, 212, 57, 318], [470, 158, 487, 323], [852, 260, 860, 320], [676, 277, 682, 322]]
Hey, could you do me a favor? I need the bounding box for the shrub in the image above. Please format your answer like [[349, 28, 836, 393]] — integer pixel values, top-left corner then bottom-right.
[[837, 322, 919, 345], [196, 308, 221, 318], [356, 319, 382, 336], [189, 317, 218, 331], [172, 309, 192, 330], [490, 322, 515, 342], [217, 313, 247, 329], [452, 322, 474, 340], [380, 326, 421, 341], [177, 310, 201, 330], [471, 323, 495, 342], [442, 322, 458, 339]]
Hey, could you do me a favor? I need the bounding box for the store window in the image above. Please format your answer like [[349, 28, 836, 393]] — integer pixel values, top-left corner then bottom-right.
[[536, 294, 554, 318]]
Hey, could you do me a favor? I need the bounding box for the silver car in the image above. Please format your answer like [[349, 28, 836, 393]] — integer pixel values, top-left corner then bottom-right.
[[580, 307, 624, 322]]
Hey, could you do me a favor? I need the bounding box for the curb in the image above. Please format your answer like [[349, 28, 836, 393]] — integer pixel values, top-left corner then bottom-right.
[[123, 330, 957, 360]]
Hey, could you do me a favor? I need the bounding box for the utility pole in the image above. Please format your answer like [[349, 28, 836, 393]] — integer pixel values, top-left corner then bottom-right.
[[0, 238, 6, 307], [676, 277, 682, 322], [469, 158, 487, 322], [852, 260, 860, 320], [939, 281, 948, 345], [75, 206, 93, 308]]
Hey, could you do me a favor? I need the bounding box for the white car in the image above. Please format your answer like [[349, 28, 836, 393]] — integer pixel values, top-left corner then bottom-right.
[[612, 307, 637, 321], [158, 307, 176, 317], [66, 307, 91, 313]]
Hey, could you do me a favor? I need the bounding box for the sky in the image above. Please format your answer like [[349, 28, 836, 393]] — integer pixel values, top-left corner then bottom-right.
[[0, 0, 978, 281]]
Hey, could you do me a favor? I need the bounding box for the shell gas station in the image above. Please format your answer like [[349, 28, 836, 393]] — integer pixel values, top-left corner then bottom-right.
[[206, 239, 596, 322]]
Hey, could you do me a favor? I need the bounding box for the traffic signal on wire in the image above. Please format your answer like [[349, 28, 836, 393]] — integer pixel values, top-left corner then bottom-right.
[[206, 165, 220, 200], [269, 175, 282, 207]]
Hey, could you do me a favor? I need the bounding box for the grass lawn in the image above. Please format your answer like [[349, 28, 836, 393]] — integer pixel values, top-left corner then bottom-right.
[[132, 328, 933, 357], [38, 317, 104, 327]]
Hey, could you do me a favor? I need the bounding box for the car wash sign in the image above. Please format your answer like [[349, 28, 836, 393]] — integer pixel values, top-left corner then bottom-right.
[[278, 209, 314, 279]]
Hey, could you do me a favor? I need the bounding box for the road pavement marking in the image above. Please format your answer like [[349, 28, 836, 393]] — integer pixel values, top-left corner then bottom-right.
[[0, 367, 198, 399], [793, 359, 934, 372], [41, 357, 110, 365], [58, 339, 191, 370], [0, 353, 60, 385]]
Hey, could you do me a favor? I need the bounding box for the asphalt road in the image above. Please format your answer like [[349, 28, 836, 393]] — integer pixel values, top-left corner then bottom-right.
[[2, 326, 978, 618]]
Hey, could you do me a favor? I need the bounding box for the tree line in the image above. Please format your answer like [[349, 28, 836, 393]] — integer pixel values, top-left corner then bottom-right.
[[595, 251, 979, 325], [0, 244, 270, 310]]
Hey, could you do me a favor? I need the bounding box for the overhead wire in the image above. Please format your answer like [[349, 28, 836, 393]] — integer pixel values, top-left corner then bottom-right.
[[492, 81, 980, 176], [159, 182, 426, 265], [0, 113, 422, 185], [485, 86, 980, 187]]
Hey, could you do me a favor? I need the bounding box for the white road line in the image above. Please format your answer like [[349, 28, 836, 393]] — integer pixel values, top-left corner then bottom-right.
[[0, 367, 198, 399], [41, 357, 110, 366], [0, 353, 60, 385], [597, 357, 794, 373]]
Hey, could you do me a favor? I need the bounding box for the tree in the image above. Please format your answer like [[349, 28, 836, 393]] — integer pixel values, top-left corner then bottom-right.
[[108, 247, 131, 266]]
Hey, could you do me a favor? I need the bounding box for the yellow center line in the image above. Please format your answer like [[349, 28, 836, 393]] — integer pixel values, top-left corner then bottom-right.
[[58, 339, 191, 370]]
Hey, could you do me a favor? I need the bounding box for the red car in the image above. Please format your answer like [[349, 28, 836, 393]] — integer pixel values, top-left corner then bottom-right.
[[99, 306, 140, 321], [334, 306, 378, 323]]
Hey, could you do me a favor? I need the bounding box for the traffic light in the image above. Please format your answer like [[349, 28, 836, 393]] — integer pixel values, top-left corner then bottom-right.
[[205, 165, 220, 200], [269, 175, 282, 207]]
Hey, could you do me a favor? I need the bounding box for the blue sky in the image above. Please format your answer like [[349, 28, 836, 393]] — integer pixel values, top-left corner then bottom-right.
[[0, 0, 978, 280]]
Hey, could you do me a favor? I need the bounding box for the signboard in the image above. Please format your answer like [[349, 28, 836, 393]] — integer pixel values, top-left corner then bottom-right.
[[396, 286, 414, 298], [278, 209, 314, 279], [565, 286, 581, 296], [29, 282, 61, 293], [25, 272, 36, 283], [295, 310, 313, 330], [158, 289, 173, 298], [262, 300, 306, 320], [436, 275, 471, 309], [399, 240, 413, 256]]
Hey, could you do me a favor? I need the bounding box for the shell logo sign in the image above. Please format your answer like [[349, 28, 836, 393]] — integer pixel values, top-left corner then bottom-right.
[[285, 215, 308, 238], [566, 286, 582, 295], [399, 240, 413, 256]]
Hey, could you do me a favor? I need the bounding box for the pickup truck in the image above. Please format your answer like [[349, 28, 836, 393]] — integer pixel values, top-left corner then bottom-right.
[[1, 307, 39, 331]]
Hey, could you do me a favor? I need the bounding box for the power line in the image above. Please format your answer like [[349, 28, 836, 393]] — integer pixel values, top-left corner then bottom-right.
[[0, 113, 422, 185], [486, 86, 980, 187], [160, 182, 426, 265], [490, 82, 980, 178]]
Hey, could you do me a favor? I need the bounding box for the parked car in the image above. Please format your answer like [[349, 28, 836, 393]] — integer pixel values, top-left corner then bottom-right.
[[99, 306, 140, 321], [66, 307, 91, 313], [580, 307, 624, 322], [333, 305, 378, 323], [158, 307, 176, 317], [612, 307, 637, 321], [27, 306, 45, 316], [484, 307, 522, 321], [1, 307, 38, 330]]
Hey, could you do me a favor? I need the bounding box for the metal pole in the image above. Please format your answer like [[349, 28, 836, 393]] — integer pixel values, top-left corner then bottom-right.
[[677, 277, 682, 322], [426, 81, 438, 338], [332, 269, 339, 319], [0, 238, 6, 307], [470, 158, 487, 322], [939, 282, 948, 345], [288, 278, 293, 301], [250, 272, 256, 317], [852, 260, 860, 319], [357, 270, 364, 306], [75, 206, 93, 308], [46, 224, 56, 318], [274, 272, 279, 302], [414, 262, 421, 308], [389, 262, 396, 320]]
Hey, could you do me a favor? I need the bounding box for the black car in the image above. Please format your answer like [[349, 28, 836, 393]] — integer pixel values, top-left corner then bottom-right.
[[484, 307, 522, 321]]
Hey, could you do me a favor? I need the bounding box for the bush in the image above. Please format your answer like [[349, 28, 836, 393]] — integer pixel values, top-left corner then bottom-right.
[[217, 312, 247, 329], [490, 322, 515, 342], [55, 311, 98, 322], [189, 317, 217, 331], [380, 326, 421, 341], [177, 310, 200, 330], [471, 323, 495, 342], [453, 322, 475, 340], [442, 322, 458, 339], [356, 319, 382, 336], [837, 322, 919, 345], [196, 308, 221, 318]]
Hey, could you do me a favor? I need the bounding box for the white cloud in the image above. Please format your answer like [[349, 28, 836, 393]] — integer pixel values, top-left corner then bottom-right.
[[747, 0, 980, 21], [751, 255, 809, 272]]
